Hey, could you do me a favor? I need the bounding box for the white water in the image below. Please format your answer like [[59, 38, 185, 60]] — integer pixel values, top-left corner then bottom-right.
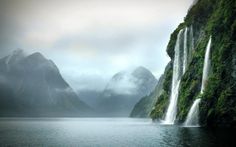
[[183, 27, 188, 73], [190, 26, 194, 51], [201, 36, 212, 94], [163, 29, 184, 124], [184, 99, 201, 127], [184, 36, 212, 127], [188, 25, 194, 63]]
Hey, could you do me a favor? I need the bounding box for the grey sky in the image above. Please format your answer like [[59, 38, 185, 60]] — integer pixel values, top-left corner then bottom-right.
[[0, 0, 194, 91]]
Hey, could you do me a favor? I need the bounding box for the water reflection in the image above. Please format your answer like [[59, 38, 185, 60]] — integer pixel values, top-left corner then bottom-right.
[[0, 118, 235, 147]]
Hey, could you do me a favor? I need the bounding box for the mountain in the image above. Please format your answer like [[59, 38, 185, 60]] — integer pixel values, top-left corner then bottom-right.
[[130, 63, 171, 118], [77, 90, 101, 108], [0, 49, 91, 117], [97, 66, 158, 116], [150, 0, 236, 127]]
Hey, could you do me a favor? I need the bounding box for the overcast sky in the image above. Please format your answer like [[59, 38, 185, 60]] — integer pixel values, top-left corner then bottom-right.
[[0, 0, 194, 91]]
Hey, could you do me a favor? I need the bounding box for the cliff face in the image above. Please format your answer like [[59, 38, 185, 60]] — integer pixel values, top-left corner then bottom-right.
[[130, 63, 171, 118], [130, 75, 164, 118], [151, 0, 236, 127]]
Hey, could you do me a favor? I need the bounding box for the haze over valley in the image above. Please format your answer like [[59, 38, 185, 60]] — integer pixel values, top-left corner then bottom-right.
[[0, 0, 195, 117], [0, 0, 236, 146]]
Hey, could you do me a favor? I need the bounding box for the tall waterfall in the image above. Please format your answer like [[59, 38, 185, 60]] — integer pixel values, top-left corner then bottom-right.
[[163, 29, 184, 124], [190, 26, 194, 51], [184, 36, 212, 127], [201, 36, 212, 94], [183, 27, 188, 73], [184, 98, 201, 126], [188, 25, 194, 63]]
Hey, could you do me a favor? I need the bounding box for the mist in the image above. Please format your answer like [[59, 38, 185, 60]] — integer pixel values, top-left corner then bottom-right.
[[0, 0, 194, 92], [0, 0, 235, 146]]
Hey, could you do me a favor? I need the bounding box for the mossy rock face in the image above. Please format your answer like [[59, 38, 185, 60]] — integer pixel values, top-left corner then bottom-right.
[[166, 23, 186, 59], [151, 0, 236, 127], [150, 63, 172, 119], [130, 73, 166, 118], [150, 91, 169, 119], [177, 34, 210, 123]]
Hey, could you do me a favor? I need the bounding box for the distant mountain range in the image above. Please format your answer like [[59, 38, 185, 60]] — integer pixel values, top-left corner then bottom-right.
[[96, 66, 158, 116], [77, 90, 101, 108], [0, 49, 158, 117], [130, 63, 171, 118], [0, 49, 91, 116]]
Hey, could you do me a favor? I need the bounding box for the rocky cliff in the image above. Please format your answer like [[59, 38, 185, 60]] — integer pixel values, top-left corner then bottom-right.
[[151, 0, 236, 127], [130, 63, 171, 118]]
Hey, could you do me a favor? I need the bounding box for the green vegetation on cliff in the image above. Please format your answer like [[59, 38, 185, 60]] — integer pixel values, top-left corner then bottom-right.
[[130, 75, 163, 117], [150, 63, 172, 119], [151, 0, 236, 127], [130, 63, 170, 118]]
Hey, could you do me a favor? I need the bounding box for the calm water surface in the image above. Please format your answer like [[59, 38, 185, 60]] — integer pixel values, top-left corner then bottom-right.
[[0, 118, 235, 147]]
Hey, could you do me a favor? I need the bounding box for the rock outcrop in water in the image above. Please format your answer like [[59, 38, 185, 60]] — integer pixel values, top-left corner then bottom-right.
[[151, 0, 236, 127], [0, 49, 91, 116]]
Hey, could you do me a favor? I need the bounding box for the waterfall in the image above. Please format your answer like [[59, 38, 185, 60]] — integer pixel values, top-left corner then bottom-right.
[[184, 36, 212, 127], [190, 26, 194, 51], [188, 25, 194, 63], [183, 27, 188, 73], [163, 29, 184, 124], [184, 98, 201, 127], [201, 36, 212, 94]]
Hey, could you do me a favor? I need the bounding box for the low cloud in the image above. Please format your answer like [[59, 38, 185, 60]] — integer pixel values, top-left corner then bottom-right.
[[106, 72, 138, 95], [0, 0, 195, 91]]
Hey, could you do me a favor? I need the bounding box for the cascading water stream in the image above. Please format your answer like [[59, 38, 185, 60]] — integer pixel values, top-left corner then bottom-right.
[[163, 29, 184, 124], [190, 26, 194, 51], [183, 27, 188, 73], [187, 26, 194, 64], [184, 36, 212, 127], [201, 36, 212, 94], [184, 98, 201, 126]]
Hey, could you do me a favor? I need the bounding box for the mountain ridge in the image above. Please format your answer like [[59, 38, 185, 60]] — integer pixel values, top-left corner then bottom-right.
[[0, 49, 91, 117], [97, 66, 158, 116]]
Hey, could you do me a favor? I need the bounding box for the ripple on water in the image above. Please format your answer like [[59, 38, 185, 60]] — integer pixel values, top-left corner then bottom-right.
[[0, 118, 235, 147]]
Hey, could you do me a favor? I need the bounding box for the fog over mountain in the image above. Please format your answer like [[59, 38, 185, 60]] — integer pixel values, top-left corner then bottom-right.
[[0, 49, 91, 116], [0, 49, 158, 117], [96, 66, 158, 116], [0, 0, 195, 93], [0, 0, 196, 117]]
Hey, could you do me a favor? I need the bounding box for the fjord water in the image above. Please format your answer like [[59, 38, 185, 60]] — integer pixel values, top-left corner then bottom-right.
[[164, 29, 184, 124], [0, 118, 235, 147]]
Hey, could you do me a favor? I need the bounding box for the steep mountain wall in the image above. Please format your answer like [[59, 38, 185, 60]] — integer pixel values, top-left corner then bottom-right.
[[151, 0, 236, 127], [130, 63, 171, 118], [0, 50, 91, 116]]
